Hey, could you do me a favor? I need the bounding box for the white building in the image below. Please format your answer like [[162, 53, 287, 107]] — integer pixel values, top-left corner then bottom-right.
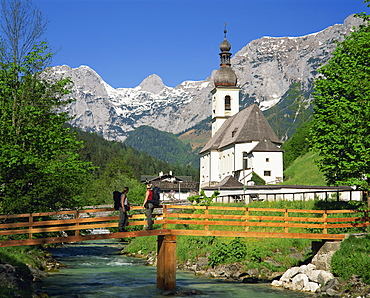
[[199, 29, 283, 189]]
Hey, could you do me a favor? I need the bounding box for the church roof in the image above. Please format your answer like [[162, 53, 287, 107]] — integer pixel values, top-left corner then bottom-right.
[[200, 104, 282, 154], [213, 26, 237, 87], [251, 139, 284, 153], [214, 66, 237, 87]]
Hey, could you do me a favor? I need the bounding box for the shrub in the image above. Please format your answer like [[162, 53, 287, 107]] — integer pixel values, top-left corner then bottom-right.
[[208, 238, 247, 267], [331, 235, 370, 284]]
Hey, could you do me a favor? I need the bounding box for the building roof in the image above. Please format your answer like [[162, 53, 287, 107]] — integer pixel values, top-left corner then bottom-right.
[[140, 173, 198, 191], [200, 104, 282, 154], [251, 139, 284, 153], [150, 181, 199, 191], [214, 66, 237, 87], [203, 175, 244, 190], [141, 175, 193, 183], [214, 28, 237, 87]]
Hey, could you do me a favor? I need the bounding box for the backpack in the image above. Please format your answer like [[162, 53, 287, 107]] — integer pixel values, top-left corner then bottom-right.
[[151, 186, 161, 207], [113, 191, 122, 210]]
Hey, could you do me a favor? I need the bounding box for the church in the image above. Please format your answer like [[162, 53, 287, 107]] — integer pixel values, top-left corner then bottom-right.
[[199, 29, 283, 190]]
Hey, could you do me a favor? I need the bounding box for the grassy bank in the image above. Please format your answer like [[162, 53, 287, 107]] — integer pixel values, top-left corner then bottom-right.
[[0, 246, 52, 297], [281, 151, 326, 185]]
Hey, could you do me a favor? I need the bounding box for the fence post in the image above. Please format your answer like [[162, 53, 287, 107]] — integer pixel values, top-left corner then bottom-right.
[[284, 209, 289, 233], [29, 213, 33, 239], [323, 210, 328, 234], [157, 234, 176, 290], [204, 206, 209, 231], [245, 207, 249, 232], [163, 205, 167, 229], [75, 210, 80, 236]]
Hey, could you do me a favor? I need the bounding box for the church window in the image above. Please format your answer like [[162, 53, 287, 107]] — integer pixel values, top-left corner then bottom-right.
[[264, 171, 271, 176], [266, 158, 269, 162], [243, 152, 248, 170], [225, 95, 231, 110]]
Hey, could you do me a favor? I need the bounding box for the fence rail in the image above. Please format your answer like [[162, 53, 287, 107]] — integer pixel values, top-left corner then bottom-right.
[[0, 205, 369, 247]]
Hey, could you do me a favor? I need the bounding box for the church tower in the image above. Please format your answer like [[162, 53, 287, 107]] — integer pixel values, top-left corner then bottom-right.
[[211, 25, 240, 136]]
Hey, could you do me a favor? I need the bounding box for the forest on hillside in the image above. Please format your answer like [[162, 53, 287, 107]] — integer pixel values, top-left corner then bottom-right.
[[69, 126, 199, 206], [125, 125, 200, 168], [72, 126, 199, 180]]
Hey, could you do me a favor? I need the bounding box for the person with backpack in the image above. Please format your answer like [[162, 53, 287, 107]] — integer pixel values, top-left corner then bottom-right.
[[142, 184, 154, 230], [118, 187, 130, 232]]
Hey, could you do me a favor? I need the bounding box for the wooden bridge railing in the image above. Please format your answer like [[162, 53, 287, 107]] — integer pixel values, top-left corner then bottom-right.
[[161, 205, 369, 240], [0, 205, 369, 247]]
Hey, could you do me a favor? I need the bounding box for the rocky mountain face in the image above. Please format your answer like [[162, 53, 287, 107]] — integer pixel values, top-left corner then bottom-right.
[[55, 15, 362, 142], [233, 15, 363, 110]]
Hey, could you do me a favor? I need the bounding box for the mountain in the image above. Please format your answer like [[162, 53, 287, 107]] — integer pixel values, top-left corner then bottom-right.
[[54, 15, 363, 142], [54, 66, 212, 142], [233, 15, 363, 109]]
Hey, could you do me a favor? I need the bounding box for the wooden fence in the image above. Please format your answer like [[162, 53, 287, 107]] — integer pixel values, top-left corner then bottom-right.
[[0, 205, 369, 247]]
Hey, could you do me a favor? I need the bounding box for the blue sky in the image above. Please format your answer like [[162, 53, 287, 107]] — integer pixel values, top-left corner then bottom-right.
[[34, 0, 369, 89]]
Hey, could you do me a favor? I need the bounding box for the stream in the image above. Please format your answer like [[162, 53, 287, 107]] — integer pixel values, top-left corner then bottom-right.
[[41, 239, 314, 297]]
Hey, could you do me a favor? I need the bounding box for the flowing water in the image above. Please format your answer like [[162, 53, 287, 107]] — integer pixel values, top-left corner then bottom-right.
[[41, 240, 314, 297]]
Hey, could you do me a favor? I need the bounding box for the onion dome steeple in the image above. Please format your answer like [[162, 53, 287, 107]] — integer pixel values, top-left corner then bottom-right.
[[214, 24, 237, 87]]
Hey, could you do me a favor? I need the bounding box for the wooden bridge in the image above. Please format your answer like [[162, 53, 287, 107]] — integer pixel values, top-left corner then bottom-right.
[[1, 205, 369, 290]]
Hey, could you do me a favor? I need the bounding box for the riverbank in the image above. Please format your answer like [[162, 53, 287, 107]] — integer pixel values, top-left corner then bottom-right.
[[123, 244, 370, 297], [0, 246, 61, 298]]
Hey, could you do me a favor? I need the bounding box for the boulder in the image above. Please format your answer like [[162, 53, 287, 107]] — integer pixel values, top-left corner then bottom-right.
[[271, 263, 335, 293], [291, 273, 309, 291], [280, 266, 300, 282], [303, 281, 320, 292], [247, 268, 259, 277], [271, 280, 283, 287], [317, 270, 334, 285]]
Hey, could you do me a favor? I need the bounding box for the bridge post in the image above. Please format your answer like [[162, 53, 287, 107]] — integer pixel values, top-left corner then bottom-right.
[[157, 234, 176, 290]]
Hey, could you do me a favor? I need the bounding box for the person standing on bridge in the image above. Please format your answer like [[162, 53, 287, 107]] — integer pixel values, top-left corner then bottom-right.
[[142, 184, 154, 230], [118, 187, 130, 232]]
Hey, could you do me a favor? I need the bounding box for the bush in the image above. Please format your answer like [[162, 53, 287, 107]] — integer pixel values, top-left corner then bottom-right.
[[331, 235, 370, 284], [208, 238, 247, 267], [177, 236, 215, 263]]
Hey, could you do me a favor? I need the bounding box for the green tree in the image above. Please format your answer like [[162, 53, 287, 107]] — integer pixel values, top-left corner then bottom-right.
[[0, 43, 93, 214], [310, 9, 370, 194]]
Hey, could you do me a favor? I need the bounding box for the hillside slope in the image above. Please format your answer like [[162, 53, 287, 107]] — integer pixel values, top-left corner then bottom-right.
[[125, 125, 199, 168], [282, 152, 326, 186]]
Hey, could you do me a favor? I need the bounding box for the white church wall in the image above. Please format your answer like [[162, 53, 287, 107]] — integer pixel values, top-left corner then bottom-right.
[[218, 146, 234, 180], [210, 150, 220, 184], [200, 153, 210, 187], [253, 151, 283, 184], [211, 88, 239, 117], [211, 87, 240, 135], [234, 142, 259, 171]]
